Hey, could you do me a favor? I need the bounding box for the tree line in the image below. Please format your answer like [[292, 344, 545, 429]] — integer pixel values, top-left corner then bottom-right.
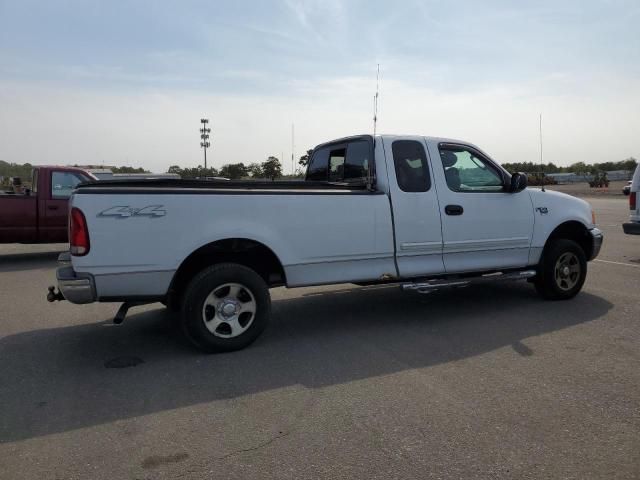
[[166, 149, 319, 180], [0, 160, 33, 182], [168, 156, 286, 180], [501, 157, 637, 174]]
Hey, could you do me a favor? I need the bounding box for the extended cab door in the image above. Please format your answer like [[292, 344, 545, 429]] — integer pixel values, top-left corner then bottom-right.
[[426, 141, 534, 272], [383, 137, 445, 277], [40, 170, 90, 242]]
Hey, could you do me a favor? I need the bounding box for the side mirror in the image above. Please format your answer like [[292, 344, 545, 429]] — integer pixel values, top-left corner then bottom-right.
[[509, 172, 527, 193]]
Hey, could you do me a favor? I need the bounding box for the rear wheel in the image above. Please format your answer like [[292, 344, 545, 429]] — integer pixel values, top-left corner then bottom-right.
[[534, 239, 587, 300], [181, 263, 271, 352]]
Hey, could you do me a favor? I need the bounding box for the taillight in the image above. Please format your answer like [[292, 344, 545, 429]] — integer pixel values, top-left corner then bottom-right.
[[631, 192, 637, 211], [69, 207, 90, 256]]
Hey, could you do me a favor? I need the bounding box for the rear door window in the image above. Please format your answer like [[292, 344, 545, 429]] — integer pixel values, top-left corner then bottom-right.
[[328, 148, 346, 182], [392, 140, 431, 192], [343, 140, 370, 182]]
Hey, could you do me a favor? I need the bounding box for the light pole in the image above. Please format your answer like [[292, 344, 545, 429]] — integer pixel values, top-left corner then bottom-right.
[[200, 118, 211, 170]]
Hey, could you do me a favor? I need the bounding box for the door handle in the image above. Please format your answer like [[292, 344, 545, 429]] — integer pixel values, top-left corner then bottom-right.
[[47, 205, 59, 211], [445, 205, 464, 216]]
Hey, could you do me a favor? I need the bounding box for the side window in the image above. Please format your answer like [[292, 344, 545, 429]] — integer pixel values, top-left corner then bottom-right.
[[31, 169, 38, 194], [51, 172, 84, 199], [306, 139, 372, 182], [344, 141, 370, 182], [392, 140, 431, 192], [328, 148, 346, 182], [306, 147, 330, 181], [439, 146, 504, 192]]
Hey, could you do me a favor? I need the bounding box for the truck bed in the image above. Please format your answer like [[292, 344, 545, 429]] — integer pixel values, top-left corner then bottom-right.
[[69, 179, 394, 296]]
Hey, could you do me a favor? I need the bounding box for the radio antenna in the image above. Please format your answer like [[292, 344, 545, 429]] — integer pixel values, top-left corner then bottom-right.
[[373, 64, 380, 138], [291, 123, 295, 176], [366, 64, 380, 192], [539, 113, 545, 192]]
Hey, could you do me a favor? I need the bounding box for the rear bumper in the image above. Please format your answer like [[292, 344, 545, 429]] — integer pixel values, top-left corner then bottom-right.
[[623, 222, 640, 235], [588, 227, 603, 260], [56, 266, 96, 304]]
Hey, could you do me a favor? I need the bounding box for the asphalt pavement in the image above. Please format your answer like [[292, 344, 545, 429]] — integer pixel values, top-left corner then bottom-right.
[[0, 196, 638, 479]]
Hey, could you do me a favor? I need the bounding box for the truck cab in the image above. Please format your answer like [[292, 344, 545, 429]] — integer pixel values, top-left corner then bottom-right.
[[0, 166, 95, 243]]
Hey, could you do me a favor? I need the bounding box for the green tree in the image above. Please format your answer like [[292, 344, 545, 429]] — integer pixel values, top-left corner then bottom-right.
[[174, 165, 219, 179], [568, 162, 590, 176], [247, 163, 263, 178], [261, 156, 282, 180], [298, 149, 314, 168], [111, 166, 149, 174], [0, 160, 33, 180], [219, 163, 248, 180], [618, 157, 637, 171]]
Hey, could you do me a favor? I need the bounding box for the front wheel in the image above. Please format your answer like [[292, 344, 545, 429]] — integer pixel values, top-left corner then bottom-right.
[[534, 239, 587, 300], [181, 263, 271, 353]]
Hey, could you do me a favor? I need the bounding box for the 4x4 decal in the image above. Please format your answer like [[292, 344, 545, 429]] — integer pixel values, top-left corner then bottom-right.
[[98, 205, 166, 218]]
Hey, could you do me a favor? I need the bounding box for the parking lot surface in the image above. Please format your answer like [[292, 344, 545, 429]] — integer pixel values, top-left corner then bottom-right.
[[0, 196, 638, 479]]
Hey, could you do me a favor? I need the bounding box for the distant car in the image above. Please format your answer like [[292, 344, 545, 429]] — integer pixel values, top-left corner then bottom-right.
[[622, 181, 632, 196], [623, 166, 639, 235]]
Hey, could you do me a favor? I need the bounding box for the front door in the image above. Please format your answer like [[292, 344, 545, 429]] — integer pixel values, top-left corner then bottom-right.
[[41, 170, 88, 242], [426, 142, 534, 273]]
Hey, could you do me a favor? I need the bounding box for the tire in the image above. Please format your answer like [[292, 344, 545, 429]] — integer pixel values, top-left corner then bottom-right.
[[534, 239, 587, 300], [181, 263, 271, 353]]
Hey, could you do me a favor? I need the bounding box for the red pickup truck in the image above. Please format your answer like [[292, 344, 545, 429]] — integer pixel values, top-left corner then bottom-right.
[[0, 166, 95, 244]]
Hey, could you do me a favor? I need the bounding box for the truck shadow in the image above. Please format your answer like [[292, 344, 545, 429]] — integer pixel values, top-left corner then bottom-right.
[[0, 252, 61, 273], [0, 282, 612, 443]]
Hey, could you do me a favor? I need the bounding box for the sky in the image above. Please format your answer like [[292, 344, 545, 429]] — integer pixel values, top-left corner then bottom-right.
[[0, 0, 639, 174]]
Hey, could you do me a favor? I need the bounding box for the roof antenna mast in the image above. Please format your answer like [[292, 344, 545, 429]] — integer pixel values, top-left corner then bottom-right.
[[539, 113, 545, 192], [366, 64, 380, 192], [373, 64, 380, 138]]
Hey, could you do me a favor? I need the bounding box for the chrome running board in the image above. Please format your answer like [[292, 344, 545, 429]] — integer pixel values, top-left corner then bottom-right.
[[402, 269, 536, 294]]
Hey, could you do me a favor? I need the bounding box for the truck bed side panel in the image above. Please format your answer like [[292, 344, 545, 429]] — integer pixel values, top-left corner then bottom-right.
[[70, 191, 396, 297]]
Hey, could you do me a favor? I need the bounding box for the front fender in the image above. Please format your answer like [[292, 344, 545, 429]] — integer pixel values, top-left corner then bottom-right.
[[527, 188, 595, 264]]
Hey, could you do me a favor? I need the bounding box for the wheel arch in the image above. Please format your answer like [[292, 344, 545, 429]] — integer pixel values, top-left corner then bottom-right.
[[166, 238, 286, 309], [542, 220, 592, 260]]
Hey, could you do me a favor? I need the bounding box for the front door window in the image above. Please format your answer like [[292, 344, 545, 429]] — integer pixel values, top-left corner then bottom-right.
[[439, 146, 504, 192]]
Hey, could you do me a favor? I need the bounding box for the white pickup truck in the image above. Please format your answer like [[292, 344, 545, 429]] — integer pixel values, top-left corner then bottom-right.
[[50, 134, 603, 352], [622, 164, 639, 235]]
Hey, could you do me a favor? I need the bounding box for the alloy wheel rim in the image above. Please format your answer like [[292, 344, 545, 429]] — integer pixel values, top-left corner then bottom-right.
[[202, 283, 257, 338], [554, 252, 580, 291]]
